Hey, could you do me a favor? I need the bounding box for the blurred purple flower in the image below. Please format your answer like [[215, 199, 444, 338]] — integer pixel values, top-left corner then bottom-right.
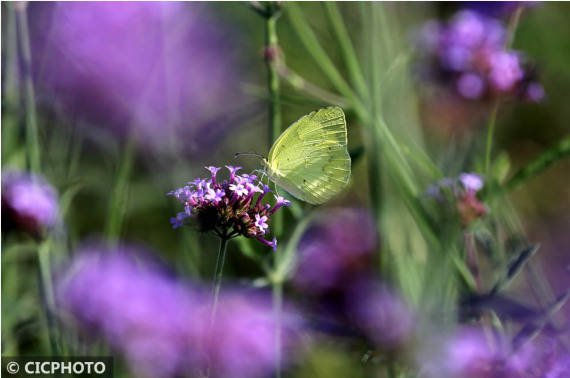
[[205, 292, 285, 378], [525, 82, 546, 102], [447, 10, 488, 48], [169, 166, 288, 250], [426, 173, 484, 198], [347, 278, 414, 349], [425, 177, 454, 200], [488, 51, 524, 91], [58, 245, 293, 377], [415, 9, 543, 102], [2, 170, 59, 233], [29, 2, 248, 153], [57, 245, 204, 377], [442, 327, 534, 378], [457, 73, 486, 99], [293, 208, 378, 293], [458, 173, 484, 192], [426, 173, 487, 225], [545, 354, 570, 378]]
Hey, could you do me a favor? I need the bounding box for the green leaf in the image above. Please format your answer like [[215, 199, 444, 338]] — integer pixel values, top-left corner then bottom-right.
[[323, 2, 368, 98], [451, 254, 478, 293], [504, 135, 570, 194], [59, 183, 83, 218], [491, 244, 539, 294], [236, 236, 263, 263], [492, 152, 511, 184], [512, 288, 570, 350], [272, 213, 314, 283], [286, 3, 364, 117]]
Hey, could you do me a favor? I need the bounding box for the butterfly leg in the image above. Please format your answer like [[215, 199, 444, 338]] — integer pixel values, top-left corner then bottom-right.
[[254, 169, 269, 186]]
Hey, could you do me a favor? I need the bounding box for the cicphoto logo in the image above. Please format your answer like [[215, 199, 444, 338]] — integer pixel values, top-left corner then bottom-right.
[[2, 357, 113, 377], [24, 361, 105, 375]]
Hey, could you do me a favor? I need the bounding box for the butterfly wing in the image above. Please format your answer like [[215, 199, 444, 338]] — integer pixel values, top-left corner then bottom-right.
[[267, 107, 351, 205]]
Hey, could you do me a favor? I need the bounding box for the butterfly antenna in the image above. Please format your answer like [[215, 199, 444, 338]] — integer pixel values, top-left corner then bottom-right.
[[234, 152, 265, 160]]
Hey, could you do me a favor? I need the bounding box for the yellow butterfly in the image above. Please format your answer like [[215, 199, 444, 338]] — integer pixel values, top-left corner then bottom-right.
[[262, 107, 351, 205]]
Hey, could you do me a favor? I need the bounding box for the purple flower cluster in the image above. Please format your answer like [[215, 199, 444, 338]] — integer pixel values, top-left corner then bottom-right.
[[29, 3, 246, 153], [293, 208, 378, 293], [442, 327, 534, 378], [420, 327, 570, 378], [169, 166, 290, 250], [58, 245, 284, 378], [426, 173, 487, 225], [291, 209, 413, 348], [417, 10, 544, 102], [205, 293, 281, 378], [58, 246, 202, 377], [426, 172, 485, 199], [2, 171, 59, 234], [346, 278, 414, 349]]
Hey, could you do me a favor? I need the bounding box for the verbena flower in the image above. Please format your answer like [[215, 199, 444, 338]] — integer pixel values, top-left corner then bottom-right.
[[426, 173, 487, 225], [415, 10, 544, 102], [168, 166, 289, 250], [58, 245, 293, 378], [441, 327, 534, 378], [2, 171, 59, 234], [458, 173, 484, 192], [203, 292, 286, 378], [29, 3, 246, 153], [346, 278, 414, 349], [293, 208, 378, 294], [57, 245, 204, 378]]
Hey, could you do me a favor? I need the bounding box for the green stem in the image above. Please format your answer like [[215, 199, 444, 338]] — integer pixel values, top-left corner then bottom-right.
[[324, 2, 368, 99], [105, 134, 135, 242], [264, 8, 284, 378], [368, 4, 383, 220], [17, 6, 40, 174], [484, 6, 523, 176], [5, 7, 19, 107], [505, 6, 524, 49], [210, 237, 229, 326], [2, 8, 20, 161], [269, 215, 313, 378], [266, 14, 281, 148], [16, 6, 61, 353], [37, 239, 60, 354], [264, 9, 284, 236], [272, 281, 283, 378], [484, 101, 501, 176]]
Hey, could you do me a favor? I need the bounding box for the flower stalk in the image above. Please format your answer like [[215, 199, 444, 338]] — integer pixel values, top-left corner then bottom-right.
[[261, 4, 284, 377], [484, 6, 524, 176], [13, 6, 61, 354], [16, 5, 40, 174], [210, 237, 229, 326]]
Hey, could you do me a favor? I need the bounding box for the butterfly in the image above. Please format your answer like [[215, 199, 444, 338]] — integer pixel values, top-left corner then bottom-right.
[[262, 106, 351, 205]]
